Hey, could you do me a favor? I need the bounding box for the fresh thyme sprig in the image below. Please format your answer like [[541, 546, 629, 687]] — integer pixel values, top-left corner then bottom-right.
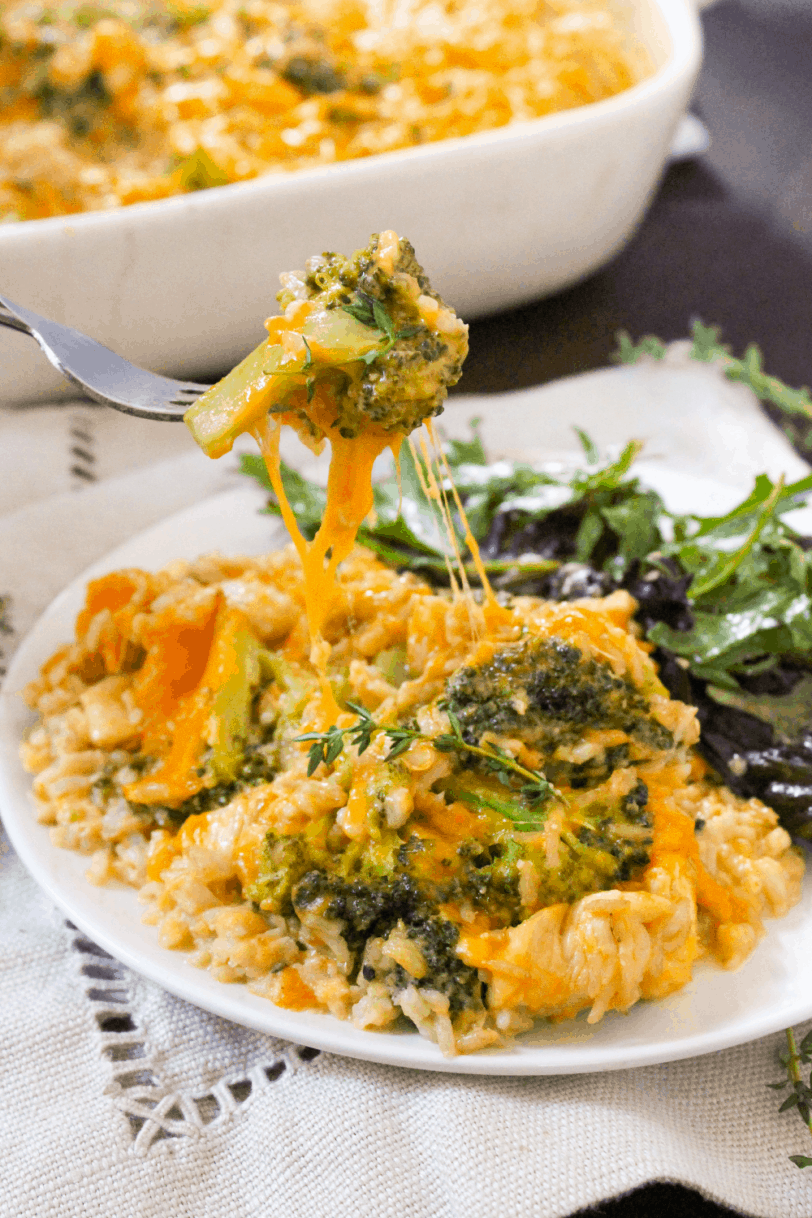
[[294, 702, 562, 811], [769, 1026, 812, 1168], [614, 319, 812, 423], [342, 292, 422, 364], [296, 701, 376, 775], [431, 707, 560, 806], [262, 292, 422, 395]]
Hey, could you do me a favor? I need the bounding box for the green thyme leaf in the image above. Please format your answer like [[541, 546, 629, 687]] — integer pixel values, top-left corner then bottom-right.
[[613, 330, 667, 365], [774, 1028, 812, 1167], [294, 705, 562, 820], [372, 299, 395, 340], [342, 293, 379, 329]]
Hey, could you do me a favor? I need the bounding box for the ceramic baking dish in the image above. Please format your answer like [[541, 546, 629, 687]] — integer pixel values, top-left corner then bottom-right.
[[0, 0, 702, 406]]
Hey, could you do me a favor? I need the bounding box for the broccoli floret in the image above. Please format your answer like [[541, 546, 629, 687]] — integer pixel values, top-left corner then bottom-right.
[[449, 776, 653, 912], [568, 778, 652, 886], [452, 840, 523, 923], [295, 869, 426, 951], [295, 869, 481, 1013], [444, 636, 673, 765], [249, 829, 483, 1013], [281, 56, 345, 95], [277, 233, 468, 439], [185, 232, 468, 457], [127, 739, 278, 828], [35, 68, 111, 139], [247, 816, 402, 915]]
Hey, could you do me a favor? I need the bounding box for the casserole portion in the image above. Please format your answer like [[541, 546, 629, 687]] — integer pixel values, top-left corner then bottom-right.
[[21, 548, 803, 1054], [1, 0, 648, 222]]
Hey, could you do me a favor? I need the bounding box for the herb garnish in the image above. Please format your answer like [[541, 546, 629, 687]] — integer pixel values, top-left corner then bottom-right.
[[769, 1027, 812, 1168], [616, 319, 812, 455], [295, 702, 561, 824], [296, 700, 377, 772], [341, 291, 422, 364]]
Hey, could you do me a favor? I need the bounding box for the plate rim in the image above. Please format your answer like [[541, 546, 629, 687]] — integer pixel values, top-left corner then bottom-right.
[[2, 470, 811, 1076]]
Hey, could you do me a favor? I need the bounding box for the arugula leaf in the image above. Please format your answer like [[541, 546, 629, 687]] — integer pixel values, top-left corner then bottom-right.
[[614, 331, 667, 364], [574, 427, 600, 464], [365, 440, 447, 556], [687, 477, 784, 599], [599, 492, 662, 565], [240, 451, 272, 490], [445, 417, 487, 466]]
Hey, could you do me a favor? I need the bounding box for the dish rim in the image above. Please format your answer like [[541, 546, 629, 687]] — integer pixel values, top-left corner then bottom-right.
[[0, 0, 702, 241], [2, 467, 812, 1077]]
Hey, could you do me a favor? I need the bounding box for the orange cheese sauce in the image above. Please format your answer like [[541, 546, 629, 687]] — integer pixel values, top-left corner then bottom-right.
[[645, 765, 750, 926], [251, 409, 397, 671]]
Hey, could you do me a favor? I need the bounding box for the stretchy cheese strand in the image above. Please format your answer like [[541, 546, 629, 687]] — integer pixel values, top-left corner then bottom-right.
[[426, 420, 504, 615], [407, 434, 461, 596]]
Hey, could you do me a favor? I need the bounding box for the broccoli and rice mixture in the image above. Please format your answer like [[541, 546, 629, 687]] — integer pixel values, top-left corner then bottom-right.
[[1, 0, 648, 223], [20, 544, 804, 1055]]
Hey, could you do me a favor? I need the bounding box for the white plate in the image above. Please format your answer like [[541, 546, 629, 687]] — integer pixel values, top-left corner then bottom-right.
[[2, 469, 811, 1076], [0, 0, 701, 406]]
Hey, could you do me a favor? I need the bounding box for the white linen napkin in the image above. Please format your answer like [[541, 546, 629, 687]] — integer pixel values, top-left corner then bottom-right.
[[3, 356, 812, 1218]]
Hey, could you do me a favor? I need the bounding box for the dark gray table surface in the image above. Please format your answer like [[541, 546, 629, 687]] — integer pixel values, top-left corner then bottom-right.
[[454, 2, 812, 1214], [456, 0, 812, 405]]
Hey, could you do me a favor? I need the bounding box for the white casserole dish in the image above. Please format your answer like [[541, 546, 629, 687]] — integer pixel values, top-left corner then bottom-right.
[[0, 0, 702, 407]]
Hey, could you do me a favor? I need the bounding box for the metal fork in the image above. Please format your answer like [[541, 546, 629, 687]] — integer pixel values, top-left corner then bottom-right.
[[0, 292, 210, 420]]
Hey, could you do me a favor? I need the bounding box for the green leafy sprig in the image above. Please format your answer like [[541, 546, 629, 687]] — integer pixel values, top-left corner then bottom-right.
[[647, 467, 812, 689], [294, 703, 562, 820], [296, 700, 376, 775], [769, 1027, 812, 1168], [431, 707, 559, 808], [615, 319, 812, 427], [341, 292, 422, 364]]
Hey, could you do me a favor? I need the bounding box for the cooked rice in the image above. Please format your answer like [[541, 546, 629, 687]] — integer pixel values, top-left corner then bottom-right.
[[21, 546, 804, 1054]]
